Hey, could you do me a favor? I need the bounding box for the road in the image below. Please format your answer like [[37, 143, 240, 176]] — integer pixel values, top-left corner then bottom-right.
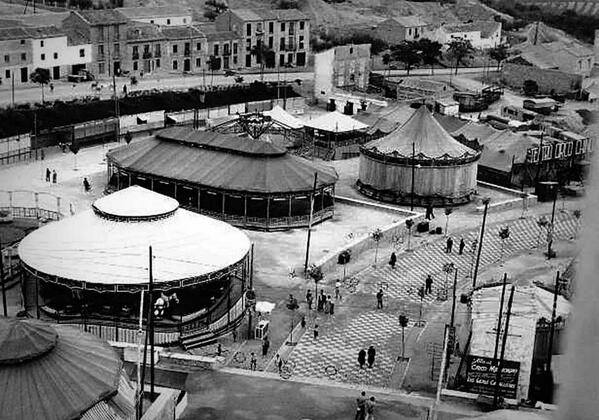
[[0, 70, 313, 107]]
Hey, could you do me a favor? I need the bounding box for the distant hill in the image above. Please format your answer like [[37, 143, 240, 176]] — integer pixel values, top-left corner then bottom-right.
[[508, 0, 599, 17]]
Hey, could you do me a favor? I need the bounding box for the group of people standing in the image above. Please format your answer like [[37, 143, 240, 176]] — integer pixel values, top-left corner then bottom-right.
[[45, 168, 57, 184], [355, 391, 376, 420], [445, 237, 466, 255], [306, 289, 336, 315], [357, 346, 377, 369]]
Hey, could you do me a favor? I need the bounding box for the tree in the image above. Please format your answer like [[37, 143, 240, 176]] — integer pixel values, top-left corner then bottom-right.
[[523, 79, 539, 97], [416, 38, 442, 75], [498, 226, 510, 263], [488, 44, 508, 71], [573, 209, 582, 238], [307, 264, 324, 301], [250, 43, 274, 81], [207, 56, 220, 86], [446, 39, 474, 75], [30, 68, 50, 103], [405, 219, 414, 251], [391, 41, 420, 75], [382, 52, 392, 77], [371, 228, 384, 267], [204, 0, 228, 21], [444, 207, 453, 237]]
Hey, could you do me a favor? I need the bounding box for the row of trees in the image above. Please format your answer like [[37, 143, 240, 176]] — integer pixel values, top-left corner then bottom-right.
[[381, 39, 508, 75]]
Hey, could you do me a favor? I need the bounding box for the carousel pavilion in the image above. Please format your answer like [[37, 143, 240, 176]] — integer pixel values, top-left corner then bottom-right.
[[357, 106, 481, 206], [106, 126, 338, 231], [18, 186, 252, 348]]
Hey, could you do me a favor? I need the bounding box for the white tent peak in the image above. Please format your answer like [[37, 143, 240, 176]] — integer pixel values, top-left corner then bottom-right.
[[303, 111, 369, 133]]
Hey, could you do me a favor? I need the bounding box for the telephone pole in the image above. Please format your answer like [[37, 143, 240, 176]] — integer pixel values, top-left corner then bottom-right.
[[303, 173, 318, 274], [493, 273, 508, 361], [1, 238, 6, 317], [472, 198, 490, 289], [494, 285, 515, 407]]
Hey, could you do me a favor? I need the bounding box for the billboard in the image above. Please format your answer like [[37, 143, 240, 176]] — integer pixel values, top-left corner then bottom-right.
[[465, 355, 521, 399]]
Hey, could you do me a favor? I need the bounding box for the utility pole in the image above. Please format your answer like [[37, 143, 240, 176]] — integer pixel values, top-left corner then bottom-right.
[[11, 70, 15, 107], [247, 243, 254, 339], [472, 198, 490, 289], [410, 142, 416, 211], [535, 132, 544, 185], [1, 238, 6, 317], [135, 289, 144, 420], [149, 246, 155, 400], [450, 268, 458, 328], [547, 189, 558, 259], [494, 285, 515, 408], [113, 73, 120, 143], [547, 271, 560, 369], [303, 173, 318, 274], [493, 273, 508, 361]]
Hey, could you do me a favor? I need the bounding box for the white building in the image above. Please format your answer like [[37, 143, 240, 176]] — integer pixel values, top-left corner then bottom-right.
[[117, 6, 192, 26], [432, 20, 502, 49], [30, 27, 92, 80]]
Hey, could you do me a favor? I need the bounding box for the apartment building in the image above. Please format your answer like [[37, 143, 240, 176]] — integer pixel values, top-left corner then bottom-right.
[[117, 6, 192, 26], [162, 25, 207, 74], [215, 8, 310, 70], [62, 9, 129, 77], [125, 22, 165, 76]]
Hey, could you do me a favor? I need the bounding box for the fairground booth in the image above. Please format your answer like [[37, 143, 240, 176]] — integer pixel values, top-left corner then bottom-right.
[[304, 111, 369, 160], [106, 127, 338, 231], [0, 317, 135, 420], [357, 106, 481, 207], [18, 186, 252, 348]]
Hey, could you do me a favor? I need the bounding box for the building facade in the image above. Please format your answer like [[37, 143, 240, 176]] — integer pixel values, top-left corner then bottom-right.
[[117, 6, 192, 26], [215, 8, 310, 70], [62, 10, 129, 78], [376, 15, 428, 45], [432, 21, 502, 49], [0, 28, 35, 86]]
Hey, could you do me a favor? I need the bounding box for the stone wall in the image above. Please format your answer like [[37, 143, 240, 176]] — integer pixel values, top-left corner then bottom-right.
[[501, 63, 583, 95]]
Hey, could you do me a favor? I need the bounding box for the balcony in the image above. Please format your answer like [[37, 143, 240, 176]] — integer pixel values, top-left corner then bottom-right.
[[284, 43, 297, 52], [132, 53, 139, 60], [184, 50, 191, 57], [155, 51, 161, 58], [142, 51, 152, 59]]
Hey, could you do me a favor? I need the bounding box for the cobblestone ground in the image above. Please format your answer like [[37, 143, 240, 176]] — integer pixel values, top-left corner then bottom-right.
[[281, 212, 578, 388]]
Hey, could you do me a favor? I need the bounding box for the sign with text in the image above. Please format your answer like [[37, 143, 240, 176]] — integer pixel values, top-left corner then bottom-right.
[[465, 355, 520, 399]]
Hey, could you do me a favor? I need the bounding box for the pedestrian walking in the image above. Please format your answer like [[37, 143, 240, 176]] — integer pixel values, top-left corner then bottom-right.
[[329, 298, 335, 315], [83, 177, 91, 192], [365, 396, 376, 420], [52, 170, 57, 184], [367, 346, 376, 368], [250, 352, 257, 370], [376, 289, 384, 309], [232, 328, 237, 342], [459, 237, 465, 255], [123, 84, 127, 95], [445, 236, 453, 253], [301, 315, 306, 329], [45, 168, 51, 182], [358, 349, 366, 369], [388, 252, 397, 269], [317, 290, 325, 312], [355, 391, 367, 420], [40, 149, 45, 160], [313, 324, 319, 340], [425, 203, 435, 220], [425, 275, 433, 295], [324, 296, 331, 314], [49, 83, 54, 93], [217, 343, 222, 357], [306, 289, 313, 310], [262, 337, 270, 357], [335, 280, 342, 300]]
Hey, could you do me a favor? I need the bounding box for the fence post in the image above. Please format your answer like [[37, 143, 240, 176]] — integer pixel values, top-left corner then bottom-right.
[[34, 192, 39, 219], [56, 197, 61, 216], [8, 191, 13, 208]]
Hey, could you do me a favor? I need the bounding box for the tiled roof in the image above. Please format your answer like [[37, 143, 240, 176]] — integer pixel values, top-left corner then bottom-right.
[[0, 19, 21, 28], [126, 22, 163, 42], [478, 130, 538, 171], [117, 6, 190, 19], [2, 12, 70, 28], [76, 10, 128, 25], [389, 15, 427, 28], [0, 25, 63, 41], [442, 20, 501, 38], [204, 30, 239, 42], [270, 8, 309, 21], [161, 25, 204, 40], [229, 8, 308, 21]]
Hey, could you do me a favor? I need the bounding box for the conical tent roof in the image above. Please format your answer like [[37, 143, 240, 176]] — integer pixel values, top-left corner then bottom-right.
[[363, 106, 478, 160], [0, 318, 123, 420], [304, 111, 369, 133], [264, 105, 304, 130]]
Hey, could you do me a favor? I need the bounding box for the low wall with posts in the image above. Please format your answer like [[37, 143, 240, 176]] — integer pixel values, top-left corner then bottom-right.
[[0, 190, 65, 221], [475, 181, 538, 213], [314, 196, 423, 274]]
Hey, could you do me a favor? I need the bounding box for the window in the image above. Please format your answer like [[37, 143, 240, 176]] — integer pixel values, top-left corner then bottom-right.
[[257, 23, 263, 33], [233, 43, 238, 54], [233, 55, 237, 65], [280, 37, 285, 49], [172, 60, 178, 70], [41, 53, 45, 61], [155, 44, 161, 57], [542, 145, 552, 160], [99, 62, 105, 74], [20, 39, 25, 45], [527, 148, 539, 163], [289, 22, 295, 34], [246, 23, 252, 36], [40, 40, 44, 47], [196, 57, 201, 67], [156, 58, 160, 68], [214, 44, 219, 55], [21, 53, 26, 61], [5, 70, 9, 79], [98, 44, 104, 56], [132, 45, 139, 58], [79, 48, 85, 57], [183, 18, 187, 24], [197, 42, 202, 51], [172, 44, 178, 54], [565, 142, 573, 156], [114, 43, 120, 56], [268, 36, 273, 49], [133, 61, 138, 70], [53, 52, 58, 59], [144, 45, 150, 54], [281, 22, 285, 31], [300, 21, 304, 30], [3, 55, 8, 63], [150, 20, 154, 24], [245, 54, 251, 67], [246, 38, 251, 52], [223, 43, 229, 55], [269, 22, 274, 33], [167, 19, 171, 25], [299, 35, 304, 49]]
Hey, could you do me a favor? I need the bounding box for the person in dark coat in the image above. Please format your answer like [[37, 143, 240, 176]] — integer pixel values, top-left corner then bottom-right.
[[45, 168, 51, 182], [367, 346, 376, 368], [301, 315, 306, 329], [313, 324, 319, 340], [459, 238, 465, 255], [425, 275, 433, 295], [388, 252, 397, 269], [358, 349, 366, 369], [262, 337, 270, 357], [376, 289, 384, 309], [83, 177, 91, 192], [306, 290, 313, 310], [425, 203, 435, 220], [355, 391, 367, 420], [317, 290, 325, 312], [445, 237, 453, 253], [52, 170, 57, 184], [329, 298, 335, 315]]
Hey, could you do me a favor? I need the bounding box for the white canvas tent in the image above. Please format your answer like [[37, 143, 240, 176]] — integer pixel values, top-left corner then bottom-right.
[[304, 111, 368, 133], [264, 105, 304, 130]]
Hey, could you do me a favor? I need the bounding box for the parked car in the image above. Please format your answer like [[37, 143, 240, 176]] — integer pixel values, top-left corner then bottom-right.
[[68, 70, 94, 83]]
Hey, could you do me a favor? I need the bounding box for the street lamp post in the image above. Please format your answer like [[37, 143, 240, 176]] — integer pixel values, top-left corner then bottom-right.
[[410, 142, 416, 211], [547, 187, 558, 259], [472, 197, 490, 289]]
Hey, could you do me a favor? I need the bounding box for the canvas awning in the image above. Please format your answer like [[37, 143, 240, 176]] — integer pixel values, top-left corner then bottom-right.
[[263, 105, 304, 130], [303, 111, 368, 133]]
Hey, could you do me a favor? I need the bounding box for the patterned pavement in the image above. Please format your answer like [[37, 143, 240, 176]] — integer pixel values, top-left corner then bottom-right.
[[283, 213, 577, 387]]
